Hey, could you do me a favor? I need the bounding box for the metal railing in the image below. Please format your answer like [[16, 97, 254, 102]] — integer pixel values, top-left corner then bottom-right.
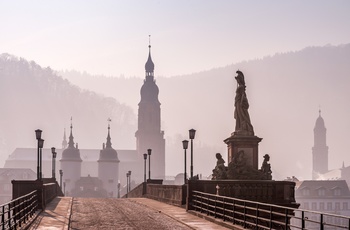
[[192, 191, 350, 230], [0, 190, 38, 230]]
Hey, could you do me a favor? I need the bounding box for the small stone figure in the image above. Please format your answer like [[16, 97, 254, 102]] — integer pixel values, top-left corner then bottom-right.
[[260, 154, 272, 180], [212, 153, 227, 180], [234, 70, 254, 136]]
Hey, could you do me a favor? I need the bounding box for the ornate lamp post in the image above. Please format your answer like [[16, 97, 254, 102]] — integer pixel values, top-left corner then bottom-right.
[[143, 153, 147, 183], [189, 129, 196, 179], [147, 149, 152, 180], [128, 170, 132, 192], [51, 147, 57, 178], [38, 138, 44, 180], [126, 172, 129, 194], [117, 182, 120, 198], [59, 169, 63, 189], [182, 140, 189, 184], [35, 129, 42, 180], [63, 182, 66, 196]]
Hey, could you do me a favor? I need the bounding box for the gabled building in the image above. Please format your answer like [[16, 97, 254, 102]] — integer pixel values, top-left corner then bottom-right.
[[0, 168, 36, 204], [295, 180, 350, 226]]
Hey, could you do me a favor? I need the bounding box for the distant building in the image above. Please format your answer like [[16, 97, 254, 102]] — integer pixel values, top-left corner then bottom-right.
[[3, 41, 166, 197], [312, 110, 329, 179], [311, 110, 350, 185], [0, 168, 36, 204], [71, 175, 107, 198], [60, 122, 83, 196], [295, 180, 350, 227], [135, 40, 166, 181]]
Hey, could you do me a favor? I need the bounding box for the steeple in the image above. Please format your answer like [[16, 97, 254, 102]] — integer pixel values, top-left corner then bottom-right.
[[68, 117, 75, 148], [145, 35, 154, 78], [135, 37, 166, 181], [106, 118, 112, 148], [62, 128, 68, 149], [312, 109, 329, 179]]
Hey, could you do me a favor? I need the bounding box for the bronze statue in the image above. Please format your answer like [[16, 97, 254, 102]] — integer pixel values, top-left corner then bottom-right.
[[234, 70, 254, 136]]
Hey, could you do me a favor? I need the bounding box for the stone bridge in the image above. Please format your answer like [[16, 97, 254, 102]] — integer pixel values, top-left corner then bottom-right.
[[28, 196, 234, 229]]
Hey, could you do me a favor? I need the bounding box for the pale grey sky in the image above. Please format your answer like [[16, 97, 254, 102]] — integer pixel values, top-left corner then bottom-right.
[[1, 0, 349, 77]]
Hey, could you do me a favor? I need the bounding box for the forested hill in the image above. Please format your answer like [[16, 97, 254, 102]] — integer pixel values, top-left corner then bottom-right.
[[0, 54, 136, 166], [60, 44, 350, 179]]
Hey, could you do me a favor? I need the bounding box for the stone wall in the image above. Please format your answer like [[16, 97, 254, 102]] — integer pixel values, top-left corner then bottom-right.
[[12, 178, 63, 209], [187, 180, 298, 208], [146, 184, 186, 206]]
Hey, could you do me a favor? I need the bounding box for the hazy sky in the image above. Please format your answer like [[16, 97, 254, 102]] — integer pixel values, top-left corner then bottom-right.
[[1, 0, 349, 77]]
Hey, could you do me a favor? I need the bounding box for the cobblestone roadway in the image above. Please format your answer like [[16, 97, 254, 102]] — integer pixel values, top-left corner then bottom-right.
[[70, 198, 193, 230]]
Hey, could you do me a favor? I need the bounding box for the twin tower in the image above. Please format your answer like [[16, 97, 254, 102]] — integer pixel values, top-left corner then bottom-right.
[[60, 42, 165, 197]]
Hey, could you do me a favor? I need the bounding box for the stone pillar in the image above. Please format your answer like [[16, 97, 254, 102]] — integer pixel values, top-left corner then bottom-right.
[[224, 135, 262, 170]]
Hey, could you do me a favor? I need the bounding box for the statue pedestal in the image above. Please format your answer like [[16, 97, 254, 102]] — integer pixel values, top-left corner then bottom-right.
[[224, 135, 262, 170]]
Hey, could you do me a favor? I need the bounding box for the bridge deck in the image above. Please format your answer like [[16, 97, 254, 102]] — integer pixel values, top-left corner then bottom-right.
[[28, 196, 241, 229]]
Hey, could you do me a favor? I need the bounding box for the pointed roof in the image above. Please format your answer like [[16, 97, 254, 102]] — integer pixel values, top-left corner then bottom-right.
[[68, 118, 75, 148], [314, 109, 326, 130], [61, 117, 82, 162], [98, 119, 119, 163], [62, 128, 68, 149], [145, 35, 154, 74], [106, 118, 112, 148]]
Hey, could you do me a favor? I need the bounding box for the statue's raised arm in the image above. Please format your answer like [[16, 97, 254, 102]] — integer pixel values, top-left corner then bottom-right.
[[234, 70, 254, 136]]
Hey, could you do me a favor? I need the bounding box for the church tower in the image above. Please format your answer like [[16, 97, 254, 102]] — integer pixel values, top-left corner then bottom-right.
[[312, 110, 329, 179], [98, 120, 120, 197], [60, 119, 82, 195], [135, 38, 165, 181]]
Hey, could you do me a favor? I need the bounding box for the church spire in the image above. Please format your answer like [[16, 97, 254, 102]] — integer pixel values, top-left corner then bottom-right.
[[62, 128, 68, 149], [312, 109, 328, 179], [68, 117, 75, 148], [145, 35, 154, 78], [106, 118, 112, 148]]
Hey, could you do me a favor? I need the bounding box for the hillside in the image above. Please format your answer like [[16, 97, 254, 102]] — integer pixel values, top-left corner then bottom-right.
[[0, 54, 136, 166], [60, 44, 350, 179]]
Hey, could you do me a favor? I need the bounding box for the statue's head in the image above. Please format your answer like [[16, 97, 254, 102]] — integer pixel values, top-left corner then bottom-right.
[[235, 70, 245, 85], [263, 154, 270, 161], [216, 153, 222, 159]]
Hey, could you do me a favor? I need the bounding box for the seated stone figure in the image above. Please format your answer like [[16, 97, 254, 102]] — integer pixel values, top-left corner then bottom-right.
[[212, 153, 227, 180], [259, 154, 272, 180]]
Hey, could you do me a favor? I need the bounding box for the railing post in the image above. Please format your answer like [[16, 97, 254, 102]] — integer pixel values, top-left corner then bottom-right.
[[285, 208, 288, 229], [200, 192, 203, 212], [207, 195, 210, 216], [7, 202, 11, 229], [256, 203, 259, 228], [301, 211, 305, 229], [2, 205, 5, 230], [320, 214, 324, 230], [269, 206, 272, 229], [214, 195, 217, 218], [243, 201, 246, 228], [223, 197, 225, 222], [232, 199, 235, 225]]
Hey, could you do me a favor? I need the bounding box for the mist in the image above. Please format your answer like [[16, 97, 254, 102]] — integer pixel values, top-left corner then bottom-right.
[[1, 43, 349, 181]]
